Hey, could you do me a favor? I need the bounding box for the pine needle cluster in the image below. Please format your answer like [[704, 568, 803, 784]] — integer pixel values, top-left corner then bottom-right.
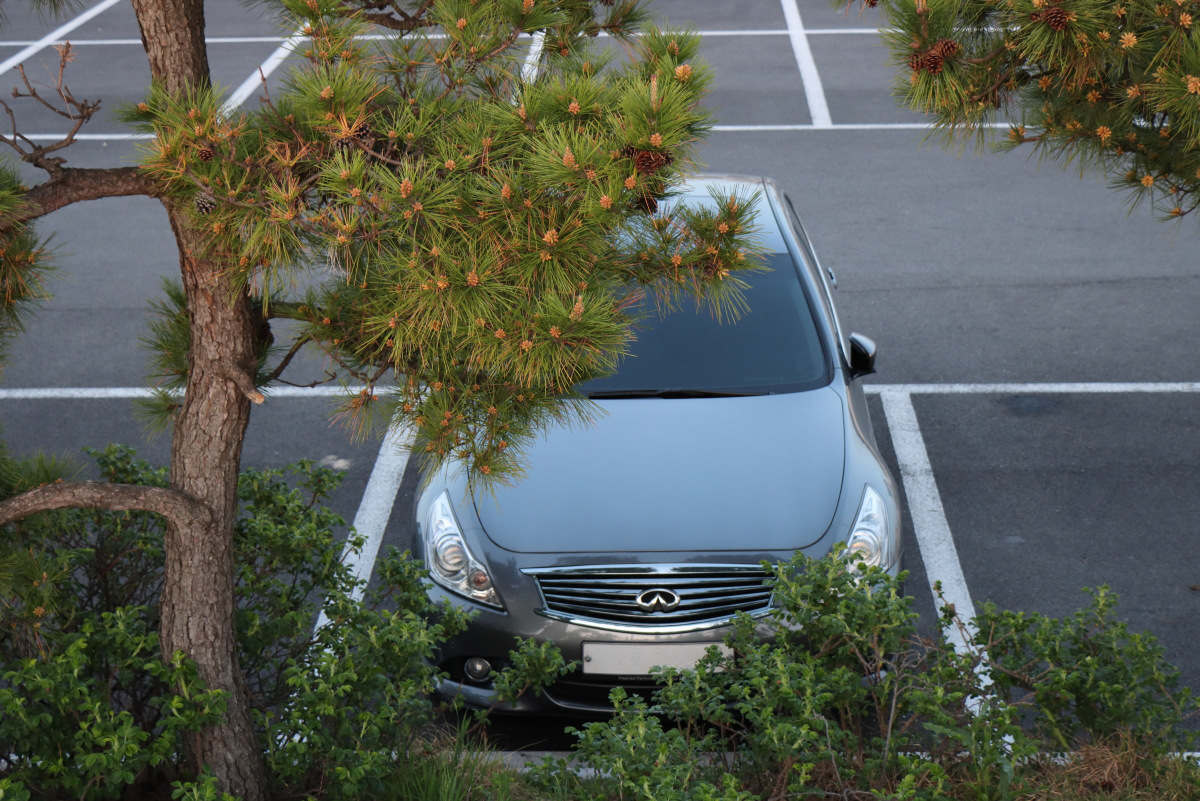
[[126, 0, 765, 487], [847, 0, 1200, 220], [0, 160, 55, 376]]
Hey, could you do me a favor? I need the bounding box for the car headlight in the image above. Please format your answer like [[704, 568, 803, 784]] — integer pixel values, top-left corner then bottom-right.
[[845, 485, 893, 571], [424, 490, 503, 609]]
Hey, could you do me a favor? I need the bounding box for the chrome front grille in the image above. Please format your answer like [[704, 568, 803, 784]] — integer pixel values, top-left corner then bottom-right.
[[523, 564, 773, 632]]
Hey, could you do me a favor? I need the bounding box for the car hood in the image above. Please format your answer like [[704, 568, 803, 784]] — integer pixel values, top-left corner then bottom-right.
[[475, 388, 846, 554]]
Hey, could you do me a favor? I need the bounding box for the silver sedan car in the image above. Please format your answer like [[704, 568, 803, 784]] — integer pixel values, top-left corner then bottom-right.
[[413, 175, 902, 714]]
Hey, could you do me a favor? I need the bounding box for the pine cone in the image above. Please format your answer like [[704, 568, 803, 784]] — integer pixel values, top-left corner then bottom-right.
[[635, 192, 659, 214], [1042, 6, 1069, 30], [864, 0, 878, 7], [907, 51, 924, 72], [931, 38, 959, 58], [194, 191, 216, 215], [624, 146, 673, 176], [354, 128, 376, 149], [197, 145, 215, 163], [922, 51, 945, 75], [332, 128, 376, 155]]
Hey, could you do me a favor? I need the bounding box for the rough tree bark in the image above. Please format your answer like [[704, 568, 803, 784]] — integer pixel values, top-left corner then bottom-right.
[[0, 482, 211, 528], [159, 212, 268, 799], [7, 167, 158, 225], [129, 0, 271, 795]]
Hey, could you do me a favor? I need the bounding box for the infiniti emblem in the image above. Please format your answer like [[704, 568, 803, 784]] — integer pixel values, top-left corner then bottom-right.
[[635, 588, 681, 613]]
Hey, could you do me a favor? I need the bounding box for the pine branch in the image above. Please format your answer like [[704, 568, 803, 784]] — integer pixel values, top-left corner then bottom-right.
[[0, 482, 212, 530], [334, 0, 436, 31], [260, 335, 310, 384], [1, 167, 160, 228], [0, 45, 104, 178], [219, 364, 266, 404]]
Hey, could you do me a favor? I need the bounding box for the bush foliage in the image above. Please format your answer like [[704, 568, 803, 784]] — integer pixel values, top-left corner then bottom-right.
[[0, 445, 475, 801], [526, 552, 1200, 801]]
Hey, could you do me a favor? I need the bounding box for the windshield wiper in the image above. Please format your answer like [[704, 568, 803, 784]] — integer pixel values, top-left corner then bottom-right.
[[586, 388, 768, 399]]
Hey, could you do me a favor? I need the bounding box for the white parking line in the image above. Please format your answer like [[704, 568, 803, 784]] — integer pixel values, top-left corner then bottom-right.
[[313, 423, 415, 628], [0, 385, 359, 399], [713, 123, 1012, 131], [18, 133, 154, 140], [879, 389, 977, 651], [2, 381, 1195, 400], [864, 382, 1200, 394], [222, 31, 307, 115], [0, 0, 123, 77], [23, 123, 1016, 141], [0, 28, 891, 48], [521, 30, 546, 84], [0, 37, 290, 46], [780, 0, 832, 128]]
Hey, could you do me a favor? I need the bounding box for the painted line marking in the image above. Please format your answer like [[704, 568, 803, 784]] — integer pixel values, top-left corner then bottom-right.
[[0, 0, 123, 78], [712, 123, 1011, 131], [222, 31, 307, 115], [18, 133, 154, 140], [0, 29, 886, 48], [22, 122, 1021, 141], [781, 0, 832, 128], [521, 30, 546, 84], [864, 382, 1200, 394], [314, 423, 415, 628], [0, 386, 363, 399], [879, 389, 977, 652], [0, 28, 905, 48], [1, 382, 1197, 400], [0, 36, 291, 46]]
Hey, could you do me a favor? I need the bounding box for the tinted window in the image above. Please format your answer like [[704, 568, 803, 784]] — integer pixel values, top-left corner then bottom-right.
[[580, 253, 830, 395]]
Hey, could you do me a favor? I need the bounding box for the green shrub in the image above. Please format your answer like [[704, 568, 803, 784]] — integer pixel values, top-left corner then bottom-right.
[[976, 587, 1195, 750], [0, 445, 475, 800], [529, 549, 1200, 801]]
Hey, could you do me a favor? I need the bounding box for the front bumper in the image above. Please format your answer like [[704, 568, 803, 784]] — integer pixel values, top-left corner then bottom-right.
[[427, 553, 904, 715], [431, 598, 775, 715]]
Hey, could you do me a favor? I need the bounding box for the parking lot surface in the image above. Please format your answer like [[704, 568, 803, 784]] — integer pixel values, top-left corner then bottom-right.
[[0, 0, 1196, 748]]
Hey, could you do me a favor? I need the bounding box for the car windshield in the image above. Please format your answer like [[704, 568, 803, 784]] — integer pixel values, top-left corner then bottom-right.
[[580, 252, 830, 397]]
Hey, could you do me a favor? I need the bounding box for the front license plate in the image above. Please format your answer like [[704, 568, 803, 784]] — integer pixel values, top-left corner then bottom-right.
[[581, 642, 731, 676]]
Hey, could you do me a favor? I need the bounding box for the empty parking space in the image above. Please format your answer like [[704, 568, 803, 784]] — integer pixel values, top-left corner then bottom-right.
[[0, 394, 380, 540], [701, 35, 814, 126], [650, 0, 788, 31], [912, 390, 1200, 690], [807, 33, 926, 125]]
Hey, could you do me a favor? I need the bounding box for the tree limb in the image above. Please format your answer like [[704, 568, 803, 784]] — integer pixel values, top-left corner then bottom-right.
[[336, 0, 436, 30], [260, 334, 310, 385], [0, 482, 212, 529], [220, 364, 266, 404], [2, 167, 160, 228]]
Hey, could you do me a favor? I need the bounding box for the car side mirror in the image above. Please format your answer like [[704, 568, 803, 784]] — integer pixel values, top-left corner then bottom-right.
[[848, 333, 876, 378]]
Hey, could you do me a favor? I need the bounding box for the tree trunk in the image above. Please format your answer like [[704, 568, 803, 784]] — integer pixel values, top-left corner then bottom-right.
[[159, 204, 269, 800], [130, 0, 210, 94], [129, 0, 270, 796]]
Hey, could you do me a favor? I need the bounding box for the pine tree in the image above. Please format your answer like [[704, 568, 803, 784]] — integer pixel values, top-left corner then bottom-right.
[[0, 0, 763, 795], [847, 0, 1200, 220], [133, 0, 763, 486]]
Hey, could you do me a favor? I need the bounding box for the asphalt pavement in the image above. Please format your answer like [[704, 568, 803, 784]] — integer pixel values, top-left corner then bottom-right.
[[0, 0, 1197, 751]]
